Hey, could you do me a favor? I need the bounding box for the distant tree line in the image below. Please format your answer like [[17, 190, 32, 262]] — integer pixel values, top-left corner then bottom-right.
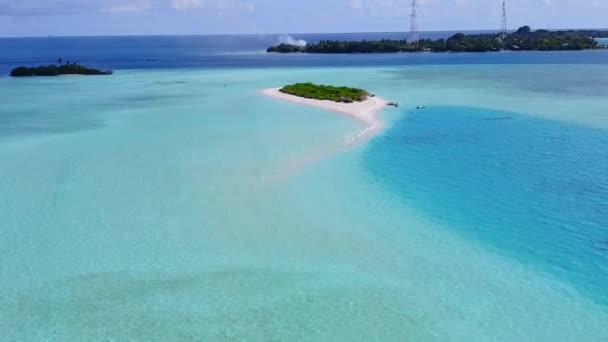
[[268, 26, 608, 54], [10, 63, 112, 77]]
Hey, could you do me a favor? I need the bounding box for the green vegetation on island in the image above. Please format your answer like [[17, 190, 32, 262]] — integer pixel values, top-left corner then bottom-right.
[[10, 63, 113, 77], [280, 83, 369, 103], [268, 26, 608, 54]]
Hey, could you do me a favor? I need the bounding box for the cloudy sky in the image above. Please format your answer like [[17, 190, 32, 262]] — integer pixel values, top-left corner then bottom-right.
[[0, 0, 606, 37]]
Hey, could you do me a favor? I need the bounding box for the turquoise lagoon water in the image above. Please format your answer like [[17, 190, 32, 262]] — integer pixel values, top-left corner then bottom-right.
[[2, 63, 608, 341]]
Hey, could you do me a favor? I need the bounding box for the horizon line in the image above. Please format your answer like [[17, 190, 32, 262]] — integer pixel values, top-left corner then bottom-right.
[[2, 27, 608, 39]]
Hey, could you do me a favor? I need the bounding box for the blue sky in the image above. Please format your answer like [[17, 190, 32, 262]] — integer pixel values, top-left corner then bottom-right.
[[1, 0, 607, 37]]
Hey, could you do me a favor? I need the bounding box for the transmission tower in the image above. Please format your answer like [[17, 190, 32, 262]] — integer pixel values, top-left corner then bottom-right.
[[500, 0, 508, 39], [410, 0, 418, 47]]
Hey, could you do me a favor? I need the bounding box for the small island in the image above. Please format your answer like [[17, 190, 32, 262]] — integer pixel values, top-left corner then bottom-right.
[[261, 83, 390, 145], [10, 63, 113, 77], [279, 82, 369, 103], [268, 26, 608, 54]]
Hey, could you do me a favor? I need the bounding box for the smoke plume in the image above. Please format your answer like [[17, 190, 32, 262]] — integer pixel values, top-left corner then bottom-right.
[[278, 35, 307, 47]]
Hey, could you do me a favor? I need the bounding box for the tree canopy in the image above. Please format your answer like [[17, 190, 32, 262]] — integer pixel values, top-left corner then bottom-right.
[[10, 64, 112, 77], [279, 83, 369, 103]]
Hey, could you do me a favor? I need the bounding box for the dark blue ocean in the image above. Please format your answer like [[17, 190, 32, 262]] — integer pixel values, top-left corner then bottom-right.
[[2, 32, 608, 74]]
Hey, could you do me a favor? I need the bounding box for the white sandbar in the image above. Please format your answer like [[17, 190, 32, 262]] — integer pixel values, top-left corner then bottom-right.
[[260, 88, 388, 137]]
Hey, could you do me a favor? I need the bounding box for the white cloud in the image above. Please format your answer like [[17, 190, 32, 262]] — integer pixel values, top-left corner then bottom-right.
[[171, 0, 203, 10], [349, 0, 363, 9], [214, 0, 255, 13], [99, 1, 154, 13], [0, 0, 157, 15], [0, 0, 254, 15], [171, 0, 254, 12], [346, 0, 415, 19]]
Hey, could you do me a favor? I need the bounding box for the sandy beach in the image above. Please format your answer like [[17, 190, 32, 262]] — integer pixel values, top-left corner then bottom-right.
[[261, 88, 388, 135]]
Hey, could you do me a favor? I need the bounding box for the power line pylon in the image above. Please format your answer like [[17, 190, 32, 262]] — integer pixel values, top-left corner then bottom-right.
[[500, 0, 508, 39], [410, 0, 418, 47]]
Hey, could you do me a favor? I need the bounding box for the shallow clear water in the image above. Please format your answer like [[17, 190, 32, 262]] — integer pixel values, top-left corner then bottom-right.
[[1, 40, 608, 340]]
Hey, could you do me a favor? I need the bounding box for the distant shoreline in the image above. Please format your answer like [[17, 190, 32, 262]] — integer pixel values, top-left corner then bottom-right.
[[267, 26, 608, 54]]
